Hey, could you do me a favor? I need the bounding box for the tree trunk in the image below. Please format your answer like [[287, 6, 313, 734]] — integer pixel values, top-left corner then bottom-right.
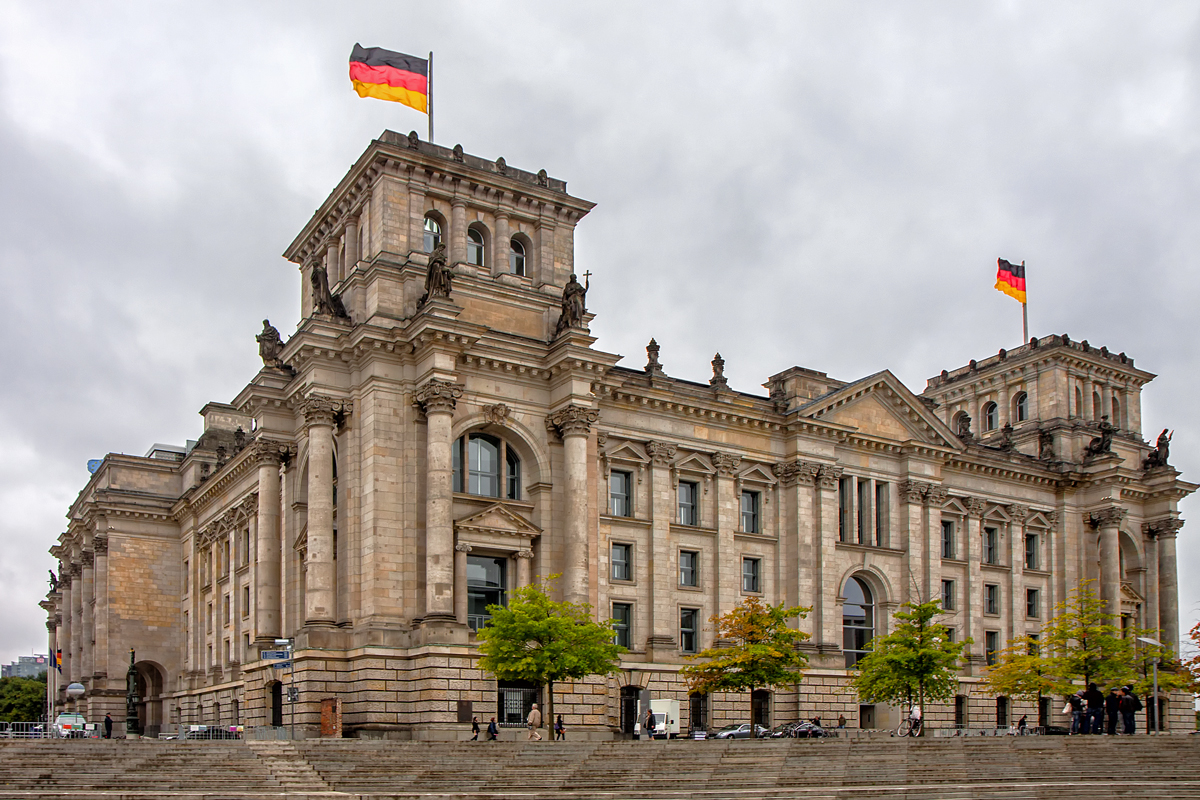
[[750, 690, 756, 739], [546, 680, 554, 740]]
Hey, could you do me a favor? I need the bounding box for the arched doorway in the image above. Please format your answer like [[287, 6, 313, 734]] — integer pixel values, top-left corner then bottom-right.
[[842, 576, 875, 668], [134, 661, 167, 737], [269, 682, 284, 727]]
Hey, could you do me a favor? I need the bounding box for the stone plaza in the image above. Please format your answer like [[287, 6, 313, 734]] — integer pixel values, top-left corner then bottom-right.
[[42, 131, 1194, 738]]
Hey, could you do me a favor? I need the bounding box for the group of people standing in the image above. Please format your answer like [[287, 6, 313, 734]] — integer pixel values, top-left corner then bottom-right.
[[1066, 683, 1146, 735]]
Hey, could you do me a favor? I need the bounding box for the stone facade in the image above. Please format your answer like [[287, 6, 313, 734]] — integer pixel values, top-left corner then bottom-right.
[[45, 131, 1196, 738]]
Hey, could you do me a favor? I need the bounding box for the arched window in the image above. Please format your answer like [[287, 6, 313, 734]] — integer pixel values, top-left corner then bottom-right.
[[509, 238, 526, 276], [842, 576, 874, 668], [423, 215, 442, 252], [452, 432, 522, 500], [1013, 392, 1028, 423], [983, 402, 998, 432], [1075, 387, 1083, 418], [1111, 396, 1121, 429], [1092, 391, 1101, 420], [467, 227, 486, 266]]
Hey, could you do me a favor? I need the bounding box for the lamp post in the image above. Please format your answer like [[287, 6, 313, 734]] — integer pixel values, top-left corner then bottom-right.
[[126, 649, 141, 738], [64, 683, 84, 739], [1137, 636, 1162, 734]]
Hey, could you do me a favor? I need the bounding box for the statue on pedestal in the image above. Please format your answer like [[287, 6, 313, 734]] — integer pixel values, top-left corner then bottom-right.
[[1143, 428, 1173, 469], [553, 273, 589, 337], [419, 243, 453, 308], [310, 262, 350, 320], [1084, 415, 1117, 457]]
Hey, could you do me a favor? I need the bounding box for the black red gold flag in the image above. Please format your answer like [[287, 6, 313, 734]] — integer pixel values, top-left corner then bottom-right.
[[995, 258, 1026, 304], [349, 44, 428, 112]]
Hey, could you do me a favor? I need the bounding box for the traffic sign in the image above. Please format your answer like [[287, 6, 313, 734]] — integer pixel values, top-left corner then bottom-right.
[[261, 650, 291, 660], [271, 661, 293, 669]]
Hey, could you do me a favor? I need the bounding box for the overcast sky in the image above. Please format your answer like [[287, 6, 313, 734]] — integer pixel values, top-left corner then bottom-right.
[[2, 1, 1199, 666]]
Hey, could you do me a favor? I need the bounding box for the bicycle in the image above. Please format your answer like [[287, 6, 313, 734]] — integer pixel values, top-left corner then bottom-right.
[[896, 714, 923, 737]]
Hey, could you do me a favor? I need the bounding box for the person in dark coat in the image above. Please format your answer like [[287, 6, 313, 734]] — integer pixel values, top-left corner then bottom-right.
[[486, 717, 498, 741], [1067, 692, 1083, 734], [1105, 689, 1121, 735], [470, 716, 480, 741], [103, 713, 113, 739], [1119, 688, 1138, 735], [555, 714, 565, 741], [1083, 683, 1105, 734]]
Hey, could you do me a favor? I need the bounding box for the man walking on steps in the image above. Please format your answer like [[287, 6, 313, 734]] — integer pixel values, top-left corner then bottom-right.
[[527, 703, 543, 740]]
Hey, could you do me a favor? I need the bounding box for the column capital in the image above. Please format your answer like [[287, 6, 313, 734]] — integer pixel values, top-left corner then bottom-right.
[[1045, 510, 1060, 527], [1007, 503, 1029, 522], [924, 485, 949, 507], [900, 480, 930, 504], [67, 562, 82, 578], [773, 460, 819, 487], [1088, 506, 1127, 528], [515, 549, 535, 560], [710, 451, 741, 476], [414, 379, 464, 416], [92, 534, 107, 555], [252, 437, 296, 467], [301, 394, 352, 428], [547, 405, 600, 438], [454, 543, 473, 553], [81, 550, 94, 568], [1143, 517, 1183, 539], [817, 464, 843, 489], [965, 496, 987, 518]]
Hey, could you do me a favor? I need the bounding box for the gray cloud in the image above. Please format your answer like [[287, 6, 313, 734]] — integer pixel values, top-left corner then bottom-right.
[[3, 0, 1200, 662]]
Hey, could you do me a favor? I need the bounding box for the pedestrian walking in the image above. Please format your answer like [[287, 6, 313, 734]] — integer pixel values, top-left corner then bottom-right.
[[1084, 683, 1104, 734], [103, 713, 113, 739], [644, 708, 656, 741], [470, 716, 480, 741], [1017, 714, 1027, 734], [1105, 689, 1120, 735], [555, 714, 565, 741], [527, 703, 543, 740], [487, 717, 498, 741], [1067, 691, 1083, 734], [837, 714, 846, 729]]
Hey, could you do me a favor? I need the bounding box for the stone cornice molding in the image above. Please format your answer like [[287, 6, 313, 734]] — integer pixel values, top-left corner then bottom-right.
[[547, 405, 600, 438], [711, 451, 741, 476], [900, 480, 930, 504], [1088, 506, 1127, 528], [817, 464, 844, 489], [301, 394, 352, 428], [413, 380, 464, 416]]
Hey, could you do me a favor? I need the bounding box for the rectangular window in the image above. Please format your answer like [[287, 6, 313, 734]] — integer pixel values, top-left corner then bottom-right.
[[678, 481, 698, 526], [874, 482, 889, 546], [740, 491, 760, 533], [680, 608, 699, 654], [985, 631, 1000, 666], [612, 603, 632, 649], [941, 520, 955, 559], [679, 550, 699, 587], [941, 579, 955, 611], [242, 585, 250, 618], [839, 478, 853, 542], [207, 602, 213, 632], [1026, 588, 1040, 618], [241, 528, 250, 566], [944, 627, 956, 643], [222, 540, 231, 576], [207, 644, 212, 668], [984, 583, 1000, 615], [223, 595, 230, 626], [224, 639, 230, 665], [611, 543, 632, 582], [183, 561, 189, 594], [983, 526, 999, 565], [1027, 634, 1040, 656], [243, 633, 250, 662], [1024, 533, 1039, 570], [741, 557, 761, 593], [857, 479, 871, 544], [609, 471, 632, 517]]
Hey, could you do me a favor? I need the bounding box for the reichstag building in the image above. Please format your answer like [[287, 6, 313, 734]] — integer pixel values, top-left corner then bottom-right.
[[43, 132, 1193, 738]]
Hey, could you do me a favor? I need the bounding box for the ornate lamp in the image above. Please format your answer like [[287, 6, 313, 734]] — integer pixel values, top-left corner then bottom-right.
[[125, 649, 141, 737]]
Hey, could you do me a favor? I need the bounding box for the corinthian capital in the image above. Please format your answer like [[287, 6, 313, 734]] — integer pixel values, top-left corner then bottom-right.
[[817, 464, 844, 489], [251, 437, 296, 467], [1088, 506, 1127, 528], [548, 405, 600, 438], [773, 460, 819, 487], [1007, 504, 1029, 523], [924, 485, 949, 507], [900, 480, 930, 504], [92, 534, 107, 555], [414, 380, 463, 416], [301, 394, 352, 428], [711, 451, 741, 476]]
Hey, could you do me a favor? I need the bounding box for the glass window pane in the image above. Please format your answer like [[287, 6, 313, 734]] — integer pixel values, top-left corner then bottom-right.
[[468, 435, 501, 497], [424, 217, 442, 253]]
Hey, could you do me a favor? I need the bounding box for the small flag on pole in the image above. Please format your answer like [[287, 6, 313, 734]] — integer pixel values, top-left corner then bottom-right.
[[995, 258, 1026, 304], [349, 44, 428, 112], [55, 649, 62, 673]]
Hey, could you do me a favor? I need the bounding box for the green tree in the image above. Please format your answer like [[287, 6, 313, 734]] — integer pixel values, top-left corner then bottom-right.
[[0, 673, 47, 722], [984, 634, 1058, 702], [848, 600, 968, 730], [680, 596, 810, 737], [475, 577, 624, 734]]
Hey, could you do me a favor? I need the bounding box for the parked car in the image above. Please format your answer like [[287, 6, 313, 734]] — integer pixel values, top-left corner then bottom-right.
[[53, 713, 87, 738], [712, 723, 770, 739], [792, 721, 828, 739]]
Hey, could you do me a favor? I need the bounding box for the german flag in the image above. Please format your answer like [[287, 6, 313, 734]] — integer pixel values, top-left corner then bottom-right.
[[995, 258, 1026, 304], [349, 44, 428, 112]]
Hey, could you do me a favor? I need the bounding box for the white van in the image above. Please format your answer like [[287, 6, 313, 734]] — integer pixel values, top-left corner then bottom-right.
[[54, 713, 87, 738], [648, 699, 680, 739]]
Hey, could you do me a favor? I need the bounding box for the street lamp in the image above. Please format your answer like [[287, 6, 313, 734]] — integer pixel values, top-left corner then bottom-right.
[[126, 649, 141, 738], [1136, 636, 1162, 734], [63, 683, 84, 739]]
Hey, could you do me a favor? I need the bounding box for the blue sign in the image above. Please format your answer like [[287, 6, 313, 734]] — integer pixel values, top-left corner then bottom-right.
[[271, 661, 292, 669], [261, 650, 291, 660]]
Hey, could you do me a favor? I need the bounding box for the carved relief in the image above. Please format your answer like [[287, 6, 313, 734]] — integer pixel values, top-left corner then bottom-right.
[[251, 437, 296, 467], [413, 380, 464, 416], [81, 550, 94, 568], [710, 353, 728, 389], [454, 543, 473, 554], [547, 405, 600, 438], [482, 403, 510, 426], [92, 534, 107, 555], [773, 460, 819, 487]]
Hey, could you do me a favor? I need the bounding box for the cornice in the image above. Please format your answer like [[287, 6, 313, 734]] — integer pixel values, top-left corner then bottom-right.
[[180, 445, 257, 518]]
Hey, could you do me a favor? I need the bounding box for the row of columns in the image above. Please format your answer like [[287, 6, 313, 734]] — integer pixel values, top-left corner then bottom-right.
[[46, 531, 110, 706]]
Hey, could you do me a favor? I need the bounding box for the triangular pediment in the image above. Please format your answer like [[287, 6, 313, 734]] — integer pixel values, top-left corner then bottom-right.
[[454, 503, 542, 538], [799, 371, 962, 449], [604, 441, 649, 464], [738, 464, 777, 485], [674, 453, 715, 474], [1027, 510, 1053, 529]]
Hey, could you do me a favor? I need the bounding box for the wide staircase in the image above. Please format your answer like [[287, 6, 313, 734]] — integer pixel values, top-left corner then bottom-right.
[[2, 735, 1199, 799]]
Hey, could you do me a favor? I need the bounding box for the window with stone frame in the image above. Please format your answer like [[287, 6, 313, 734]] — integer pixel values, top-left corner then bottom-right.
[[241, 527, 250, 566], [983, 526, 1000, 565], [983, 401, 998, 432], [423, 215, 442, 252], [467, 225, 487, 266], [679, 550, 699, 587], [740, 490, 760, 533], [611, 542, 633, 582], [838, 477, 853, 542], [941, 579, 955, 610], [612, 602, 632, 649], [984, 583, 1000, 615], [207, 602, 213, 632], [509, 237, 526, 276], [678, 480, 698, 526], [680, 608, 699, 654], [242, 585, 251, 618], [1013, 391, 1029, 422], [1024, 533, 1039, 570], [183, 560, 189, 594], [985, 631, 1000, 666], [451, 432, 521, 500], [941, 519, 956, 559], [1026, 587, 1040, 618], [741, 557, 761, 593], [223, 594, 230, 627], [609, 470, 632, 517], [222, 539, 231, 577]]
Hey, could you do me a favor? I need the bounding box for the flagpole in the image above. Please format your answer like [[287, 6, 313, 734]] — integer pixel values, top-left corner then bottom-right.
[[1021, 260, 1028, 343], [427, 50, 434, 144]]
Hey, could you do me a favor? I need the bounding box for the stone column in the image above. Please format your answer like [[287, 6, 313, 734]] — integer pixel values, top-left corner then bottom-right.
[[92, 535, 108, 682], [1091, 507, 1126, 621], [1008, 505, 1028, 635], [450, 199, 467, 264], [998, 382, 1010, 429], [815, 465, 843, 650], [326, 239, 341, 286], [1142, 523, 1161, 640], [1101, 384, 1113, 425], [1082, 375, 1094, 420], [548, 405, 600, 606], [54, 611, 64, 694], [924, 486, 948, 608], [415, 380, 463, 621], [899, 481, 928, 605], [493, 211, 510, 277], [773, 460, 820, 636], [643, 441, 677, 648], [344, 217, 359, 271], [80, 550, 94, 682], [45, 620, 56, 718], [69, 563, 82, 682], [253, 440, 288, 643], [515, 549, 534, 589], [1157, 519, 1183, 653], [964, 497, 986, 669], [301, 395, 349, 627], [454, 543, 471, 625], [713, 452, 743, 630]]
